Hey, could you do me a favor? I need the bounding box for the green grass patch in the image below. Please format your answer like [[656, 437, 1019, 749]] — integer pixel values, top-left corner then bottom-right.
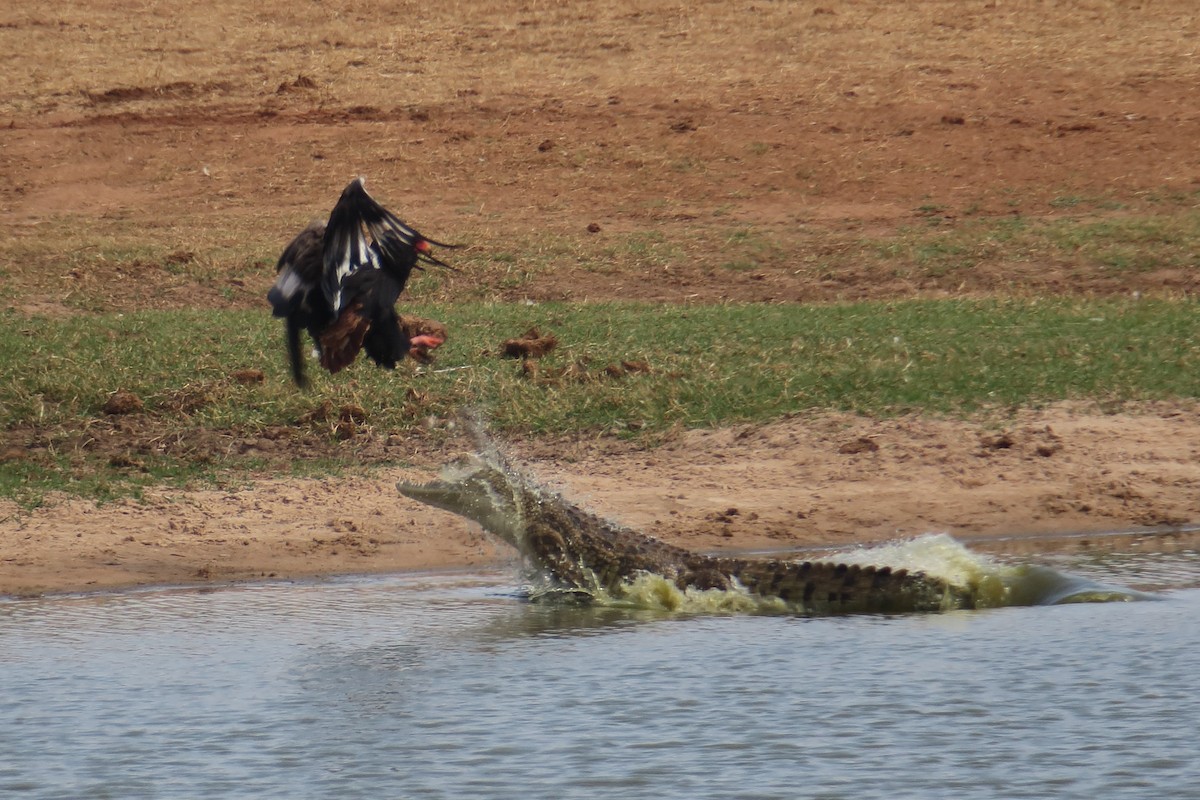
[[1040, 217, 1195, 271], [862, 209, 1200, 279], [2, 298, 1198, 503], [4, 299, 1198, 428]]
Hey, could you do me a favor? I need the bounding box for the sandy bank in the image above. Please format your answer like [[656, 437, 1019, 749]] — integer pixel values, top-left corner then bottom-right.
[[4, 406, 1200, 597]]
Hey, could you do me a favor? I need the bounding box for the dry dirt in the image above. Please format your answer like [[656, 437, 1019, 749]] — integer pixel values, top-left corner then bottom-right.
[[2, 0, 1199, 595]]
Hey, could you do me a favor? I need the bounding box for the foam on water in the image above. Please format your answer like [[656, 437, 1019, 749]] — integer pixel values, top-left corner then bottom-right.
[[834, 533, 1154, 608], [602, 573, 792, 614]]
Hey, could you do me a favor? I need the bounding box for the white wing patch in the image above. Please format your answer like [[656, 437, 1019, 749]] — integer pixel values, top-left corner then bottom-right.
[[272, 269, 305, 302], [320, 179, 424, 315]]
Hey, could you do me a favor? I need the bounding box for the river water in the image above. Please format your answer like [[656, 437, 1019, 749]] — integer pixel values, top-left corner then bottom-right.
[[2, 532, 1199, 799]]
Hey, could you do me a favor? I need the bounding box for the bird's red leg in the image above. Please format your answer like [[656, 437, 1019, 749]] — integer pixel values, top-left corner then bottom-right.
[[410, 334, 445, 350], [406, 334, 445, 363]]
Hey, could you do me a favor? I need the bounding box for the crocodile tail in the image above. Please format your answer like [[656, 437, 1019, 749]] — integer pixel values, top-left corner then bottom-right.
[[714, 559, 972, 614]]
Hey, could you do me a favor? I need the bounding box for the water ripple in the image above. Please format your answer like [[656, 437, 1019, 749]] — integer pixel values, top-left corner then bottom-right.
[[2, 553, 1200, 798]]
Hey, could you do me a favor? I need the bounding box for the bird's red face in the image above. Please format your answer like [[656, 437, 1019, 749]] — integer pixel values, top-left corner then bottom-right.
[[412, 236, 456, 270]]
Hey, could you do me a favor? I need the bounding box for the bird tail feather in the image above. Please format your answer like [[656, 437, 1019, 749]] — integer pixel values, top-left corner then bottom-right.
[[285, 315, 309, 388]]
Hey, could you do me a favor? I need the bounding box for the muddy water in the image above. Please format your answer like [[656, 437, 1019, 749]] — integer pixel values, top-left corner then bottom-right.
[[2, 534, 1199, 800]]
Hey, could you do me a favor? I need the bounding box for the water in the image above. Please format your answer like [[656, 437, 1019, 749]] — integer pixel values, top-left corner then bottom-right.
[[2, 536, 1200, 799]]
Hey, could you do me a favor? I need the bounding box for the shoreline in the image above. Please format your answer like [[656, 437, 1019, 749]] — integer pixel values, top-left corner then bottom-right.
[[5, 406, 1200, 598], [9, 523, 1198, 603]]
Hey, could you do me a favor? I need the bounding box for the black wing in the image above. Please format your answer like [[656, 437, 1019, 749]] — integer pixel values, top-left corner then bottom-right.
[[320, 177, 456, 315], [267, 221, 327, 388], [267, 221, 324, 319]]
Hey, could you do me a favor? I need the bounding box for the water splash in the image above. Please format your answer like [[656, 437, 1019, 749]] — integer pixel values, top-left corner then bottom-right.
[[828, 533, 1154, 608], [531, 533, 1154, 615]]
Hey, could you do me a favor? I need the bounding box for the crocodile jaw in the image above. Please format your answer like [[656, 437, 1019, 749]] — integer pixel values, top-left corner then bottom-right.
[[397, 456, 527, 550]]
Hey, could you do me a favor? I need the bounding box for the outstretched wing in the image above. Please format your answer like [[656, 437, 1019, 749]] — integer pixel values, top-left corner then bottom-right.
[[320, 177, 456, 315]]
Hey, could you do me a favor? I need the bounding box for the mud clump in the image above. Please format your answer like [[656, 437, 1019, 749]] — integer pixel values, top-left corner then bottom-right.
[[979, 432, 1016, 451], [502, 328, 558, 359], [339, 404, 368, 425], [838, 437, 879, 455], [977, 426, 1062, 458], [231, 368, 265, 385], [103, 390, 143, 415]]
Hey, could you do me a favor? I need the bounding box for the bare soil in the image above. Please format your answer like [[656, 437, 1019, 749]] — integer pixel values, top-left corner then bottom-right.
[[6, 404, 1200, 597], [2, 0, 1199, 595]]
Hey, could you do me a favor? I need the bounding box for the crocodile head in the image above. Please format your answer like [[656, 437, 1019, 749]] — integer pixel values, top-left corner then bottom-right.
[[397, 453, 532, 553]]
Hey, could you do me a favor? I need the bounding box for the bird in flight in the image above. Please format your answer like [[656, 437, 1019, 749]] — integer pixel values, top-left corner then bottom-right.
[[267, 178, 456, 387]]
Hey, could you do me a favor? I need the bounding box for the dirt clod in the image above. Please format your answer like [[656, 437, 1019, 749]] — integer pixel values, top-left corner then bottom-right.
[[103, 390, 143, 416], [339, 404, 368, 424], [502, 328, 558, 359], [232, 369, 265, 385], [979, 433, 1016, 451], [838, 437, 879, 455]]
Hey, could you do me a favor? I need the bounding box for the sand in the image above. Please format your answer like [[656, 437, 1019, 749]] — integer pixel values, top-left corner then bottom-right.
[[5, 404, 1200, 597]]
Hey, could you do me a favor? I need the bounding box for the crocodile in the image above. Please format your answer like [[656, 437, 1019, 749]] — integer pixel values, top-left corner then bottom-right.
[[397, 444, 977, 615]]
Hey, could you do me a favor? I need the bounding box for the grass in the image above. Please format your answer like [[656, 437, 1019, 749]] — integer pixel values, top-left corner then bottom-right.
[[861, 207, 1200, 281], [5, 201, 1198, 313], [451, 204, 1200, 297], [2, 298, 1198, 505]]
